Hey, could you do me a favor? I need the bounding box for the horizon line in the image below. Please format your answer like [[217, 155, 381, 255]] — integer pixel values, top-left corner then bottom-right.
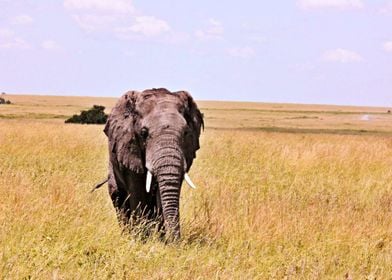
[[2, 91, 391, 109]]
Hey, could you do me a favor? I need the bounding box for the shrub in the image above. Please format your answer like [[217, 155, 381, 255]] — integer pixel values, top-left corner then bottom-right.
[[0, 97, 11, 105], [65, 105, 108, 124]]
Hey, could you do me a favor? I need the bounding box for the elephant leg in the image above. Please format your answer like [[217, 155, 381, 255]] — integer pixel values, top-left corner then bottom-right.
[[108, 160, 134, 225], [119, 171, 161, 237], [110, 168, 162, 236], [108, 182, 132, 226]]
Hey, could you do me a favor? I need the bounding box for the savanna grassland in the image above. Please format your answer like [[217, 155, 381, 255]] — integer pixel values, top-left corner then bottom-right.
[[1, 94, 392, 279]]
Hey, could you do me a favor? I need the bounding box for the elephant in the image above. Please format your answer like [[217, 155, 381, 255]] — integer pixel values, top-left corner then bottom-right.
[[103, 88, 203, 241]]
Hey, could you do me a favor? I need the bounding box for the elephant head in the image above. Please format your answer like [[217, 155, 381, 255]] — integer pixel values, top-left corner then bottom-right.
[[104, 88, 203, 240]]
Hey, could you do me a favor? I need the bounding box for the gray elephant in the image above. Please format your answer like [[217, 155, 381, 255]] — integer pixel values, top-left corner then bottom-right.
[[103, 88, 203, 240]]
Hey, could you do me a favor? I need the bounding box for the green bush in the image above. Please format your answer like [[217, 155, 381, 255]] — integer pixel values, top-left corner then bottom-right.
[[65, 105, 108, 124], [0, 97, 11, 105]]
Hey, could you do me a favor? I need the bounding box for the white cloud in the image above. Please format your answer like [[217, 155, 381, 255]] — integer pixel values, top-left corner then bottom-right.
[[64, 0, 131, 32], [64, 0, 175, 41], [195, 18, 224, 40], [41, 40, 61, 51], [321, 48, 363, 63], [383, 41, 392, 52], [0, 28, 13, 38], [122, 16, 170, 37], [11, 15, 34, 25], [64, 0, 134, 13], [380, 2, 392, 15], [0, 28, 30, 49], [71, 14, 118, 32], [298, 0, 364, 10], [114, 17, 172, 41], [227, 47, 256, 59]]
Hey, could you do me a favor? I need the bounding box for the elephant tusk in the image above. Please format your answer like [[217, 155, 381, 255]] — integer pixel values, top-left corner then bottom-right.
[[146, 171, 153, 193], [184, 173, 197, 189]]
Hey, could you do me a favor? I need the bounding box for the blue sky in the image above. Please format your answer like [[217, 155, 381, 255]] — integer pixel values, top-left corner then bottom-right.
[[0, 0, 391, 106]]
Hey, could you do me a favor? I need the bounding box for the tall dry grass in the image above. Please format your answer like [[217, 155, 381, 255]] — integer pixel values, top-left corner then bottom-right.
[[1, 95, 392, 278]]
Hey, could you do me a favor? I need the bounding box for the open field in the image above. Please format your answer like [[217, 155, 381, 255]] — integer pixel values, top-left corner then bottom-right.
[[2, 94, 392, 135], [1, 94, 392, 279]]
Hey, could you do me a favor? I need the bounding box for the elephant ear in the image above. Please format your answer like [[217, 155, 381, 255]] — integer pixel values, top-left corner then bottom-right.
[[104, 91, 144, 173], [176, 91, 204, 171]]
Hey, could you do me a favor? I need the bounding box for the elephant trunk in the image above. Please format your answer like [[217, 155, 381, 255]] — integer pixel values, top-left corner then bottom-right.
[[156, 167, 182, 240], [149, 136, 184, 240]]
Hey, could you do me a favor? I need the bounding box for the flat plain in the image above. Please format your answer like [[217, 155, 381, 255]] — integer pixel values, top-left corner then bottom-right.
[[1, 94, 392, 279]]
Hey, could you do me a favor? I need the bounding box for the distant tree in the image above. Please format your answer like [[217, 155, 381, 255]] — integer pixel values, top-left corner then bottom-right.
[[1, 92, 5, 95], [388, 110, 391, 114], [0, 97, 11, 105], [65, 105, 108, 124]]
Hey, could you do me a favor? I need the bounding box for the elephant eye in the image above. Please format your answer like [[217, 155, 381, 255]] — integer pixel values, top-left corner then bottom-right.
[[140, 127, 149, 140], [184, 127, 191, 137]]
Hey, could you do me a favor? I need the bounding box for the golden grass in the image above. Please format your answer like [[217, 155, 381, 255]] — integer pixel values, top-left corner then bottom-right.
[[1, 94, 392, 278]]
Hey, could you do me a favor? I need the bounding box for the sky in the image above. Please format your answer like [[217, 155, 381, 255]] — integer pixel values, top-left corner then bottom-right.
[[0, 0, 392, 106]]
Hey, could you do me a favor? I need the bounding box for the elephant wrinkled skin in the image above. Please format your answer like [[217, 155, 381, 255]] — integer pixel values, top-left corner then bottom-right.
[[104, 88, 203, 240]]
